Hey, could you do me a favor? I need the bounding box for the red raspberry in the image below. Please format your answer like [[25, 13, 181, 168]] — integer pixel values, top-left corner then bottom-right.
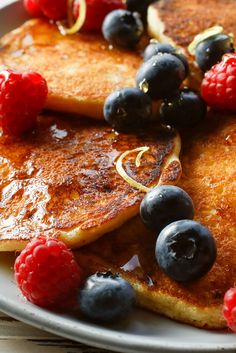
[[36, 0, 67, 20], [73, 0, 126, 32], [14, 237, 81, 308], [223, 288, 236, 332], [201, 54, 236, 111], [0, 70, 48, 136], [23, 0, 43, 17]]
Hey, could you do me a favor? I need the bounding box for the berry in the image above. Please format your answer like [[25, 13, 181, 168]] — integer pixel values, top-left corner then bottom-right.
[[140, 185, 194, 233], [73, 0, 126, 32], [36, 0, 67, 20], [14, 237, 81, 308], [126, 0, 156, 21], [173, 53, 189, 78], [143, 42, 189, 78], [103, 87, 152, 132], [136, 53, 186, 99], [201, 54, 236, 111], [195, 33, 234, 72], [102, 9, 144, 48], [155, 220, 217, 282], [223, 288, 236, 332], [24, 0, 43, 17], [79, 272, 135, 322], [160, 88, 207, 127], [144, 42, 176, 61], [0, 70, 48, 136]]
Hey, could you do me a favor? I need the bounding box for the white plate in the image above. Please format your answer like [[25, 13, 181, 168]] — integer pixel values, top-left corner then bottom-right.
[[0, 1, 236, 352]]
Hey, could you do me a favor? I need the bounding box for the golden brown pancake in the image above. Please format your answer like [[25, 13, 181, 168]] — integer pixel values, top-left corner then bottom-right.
[[148, 0, 236, 50], [76, 1, 236, 329], [76, 113, 236, 329], [0, 18, 142, 119], [0, 113, 181, 251], [148, 0, 236, 88]]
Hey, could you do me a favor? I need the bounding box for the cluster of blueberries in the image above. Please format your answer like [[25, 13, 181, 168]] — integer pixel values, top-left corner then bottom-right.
[[140, 185, 216, 282], [102, 6, 234, 132]]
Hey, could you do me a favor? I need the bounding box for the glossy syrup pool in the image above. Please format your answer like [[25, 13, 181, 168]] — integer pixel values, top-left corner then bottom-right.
[[0, 113, 176, 243]]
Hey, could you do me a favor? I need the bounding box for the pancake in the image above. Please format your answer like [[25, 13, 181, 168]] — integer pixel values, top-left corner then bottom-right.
[[77, 113, 236, 329], [0, 113, 181, 251], [148, 0, 236, 88], [0, 18, 142, 119], [148, 0, 236, 51], [76, 1, 236, 329]]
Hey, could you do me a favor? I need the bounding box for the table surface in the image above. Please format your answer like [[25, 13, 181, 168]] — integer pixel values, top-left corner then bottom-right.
[[0, 311, 117, 353]]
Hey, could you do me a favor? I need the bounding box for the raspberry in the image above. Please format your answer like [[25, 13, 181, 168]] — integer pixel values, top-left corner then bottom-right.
[[223, 288, 236, 332], [23, 0, 43, 17], [36, 0, 67, 20], [201, 53, 236, 111], [73, 0, 126, 32], [14, 237, 81, 308], [0, 70, 48, 136]]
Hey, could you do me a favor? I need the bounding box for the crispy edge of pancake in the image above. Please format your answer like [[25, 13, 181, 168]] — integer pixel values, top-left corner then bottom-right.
[[147, 3, 178, 48], [46, 95, 103, 120], [136, 287, 224, 329], [0, 133, 181, 252]]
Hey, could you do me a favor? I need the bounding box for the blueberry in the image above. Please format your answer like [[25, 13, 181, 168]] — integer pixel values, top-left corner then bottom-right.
[[195, 33, 234, 72], [155, 220, 217, 282], [103, 87, 152, 132], [79, 272, 135, 322], [144, 42, 176, 61], [102, 9, 144, 48], [126, 0, 156, 15], [126, 0, 159, 22], [174, 53, 189, 77], [136, 53, 186, 99], [160, 88, 207, 127], [140, 185, 194, 233], [143, 43, 189, 78]]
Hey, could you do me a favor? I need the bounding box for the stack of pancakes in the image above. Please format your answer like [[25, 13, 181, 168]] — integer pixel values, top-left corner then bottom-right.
[[0, 0, 235, 329]]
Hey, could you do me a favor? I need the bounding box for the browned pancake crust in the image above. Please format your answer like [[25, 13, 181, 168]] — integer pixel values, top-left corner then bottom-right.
[[180, 113, 236, 234], [0, 114, 180, 250], [151, 0, 236, 48], [0, 19, 142, 119]]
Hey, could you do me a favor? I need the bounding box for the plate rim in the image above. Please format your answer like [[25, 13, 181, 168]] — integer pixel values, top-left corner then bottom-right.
[[1, 290, 236, 353], [0, 1, 235, 352]]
